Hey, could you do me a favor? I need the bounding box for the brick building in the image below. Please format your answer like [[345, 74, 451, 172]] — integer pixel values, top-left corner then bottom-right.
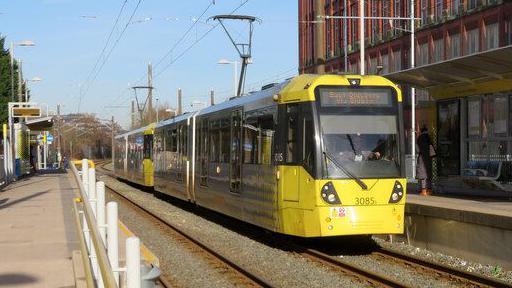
[[299, 0, 511, 75], [299, 1, 512, 190]]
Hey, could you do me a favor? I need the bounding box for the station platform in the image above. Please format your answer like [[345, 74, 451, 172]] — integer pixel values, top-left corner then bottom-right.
[[404, 192, 512, 270], [0, 172, 79, 287]]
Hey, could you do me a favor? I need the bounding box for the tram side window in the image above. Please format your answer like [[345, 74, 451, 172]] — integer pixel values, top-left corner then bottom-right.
[[260, 115, 274, 165], [210, 120, 220, 163], [220, 118, 230, 163], [286, 104, 300, 163], [180, 125, 188, 159], [143, 134, 153, 159], [243, 118, 259, 164], [302, 105, 315, 174], [170, 128, 178, 152]]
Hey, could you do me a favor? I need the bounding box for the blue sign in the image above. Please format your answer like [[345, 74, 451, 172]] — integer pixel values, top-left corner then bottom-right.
[[47, 134, 54, 143]]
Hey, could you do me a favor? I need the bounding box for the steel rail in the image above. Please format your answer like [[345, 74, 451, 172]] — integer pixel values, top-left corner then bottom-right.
[[301, 248, 409, 288], [98, 172, 274, 288], [375, 247, 512, 288]]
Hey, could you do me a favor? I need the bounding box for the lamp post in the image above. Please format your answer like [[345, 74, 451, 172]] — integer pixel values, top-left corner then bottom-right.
[[24, 77, 42, 102], [10, 40, 35, 102], [7, 40, 35, 182], [217, 59, 238, 97]]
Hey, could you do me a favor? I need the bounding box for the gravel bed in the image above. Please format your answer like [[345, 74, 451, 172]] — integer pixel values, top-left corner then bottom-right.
[[338, 252, 458, 287], [373, 237, 512, 285], [100, 175, 367, 288], [106, 191, 238, 288]]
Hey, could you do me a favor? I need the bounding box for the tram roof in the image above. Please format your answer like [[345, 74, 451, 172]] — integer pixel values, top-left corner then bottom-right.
[[115, 123, 154, 138], [385, 45, 512, 91]]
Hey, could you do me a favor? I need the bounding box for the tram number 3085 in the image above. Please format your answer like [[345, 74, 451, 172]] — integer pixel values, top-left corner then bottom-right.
[[354, 197, 376, 205]]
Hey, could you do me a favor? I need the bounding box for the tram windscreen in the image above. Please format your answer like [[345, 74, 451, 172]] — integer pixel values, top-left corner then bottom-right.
[[318, 87, 401, 179]]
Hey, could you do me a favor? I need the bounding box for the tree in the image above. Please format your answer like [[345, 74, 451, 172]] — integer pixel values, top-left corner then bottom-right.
[[0, 36, 21, 124]]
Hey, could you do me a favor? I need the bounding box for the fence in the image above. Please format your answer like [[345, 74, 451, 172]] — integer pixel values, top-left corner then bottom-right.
[[71, 159, 158, 288]]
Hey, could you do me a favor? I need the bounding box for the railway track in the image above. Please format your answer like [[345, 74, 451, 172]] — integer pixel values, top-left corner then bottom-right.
[[96, 164, 274, 287], [371, 248, 511, 288], [95, 162, 511, 288]]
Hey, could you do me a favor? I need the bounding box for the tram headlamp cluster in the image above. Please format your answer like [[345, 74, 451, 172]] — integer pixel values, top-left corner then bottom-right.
[[388, 181, 404, 203], [321, 182, 341, 204]]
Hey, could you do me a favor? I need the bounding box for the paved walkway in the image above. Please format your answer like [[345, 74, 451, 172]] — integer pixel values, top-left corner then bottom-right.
[[0, 172, 79, 288]]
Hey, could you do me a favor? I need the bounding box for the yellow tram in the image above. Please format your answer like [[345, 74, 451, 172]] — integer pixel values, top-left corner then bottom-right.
[[117, 74, 406, 237], [114, 123, 155, 187]]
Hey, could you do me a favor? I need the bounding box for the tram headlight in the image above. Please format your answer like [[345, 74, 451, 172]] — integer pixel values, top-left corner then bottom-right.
[[388, 181, 404, 203], [321, 182, 341, 204]]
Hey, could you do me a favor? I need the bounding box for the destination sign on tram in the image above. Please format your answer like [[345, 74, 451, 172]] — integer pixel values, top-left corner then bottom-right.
[[319, 87, 393, 107]]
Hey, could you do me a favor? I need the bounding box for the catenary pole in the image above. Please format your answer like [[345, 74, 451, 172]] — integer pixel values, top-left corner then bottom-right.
[[359, 0, 365, 75], [411, 0, 416, 180]]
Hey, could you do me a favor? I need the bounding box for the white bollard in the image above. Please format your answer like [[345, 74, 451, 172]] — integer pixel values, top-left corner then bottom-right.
[[96, 181, 106, 245], [126, 237, 141, 288], [82, 159, 89, 196], [88, 168, 97, 216], [107, 202, 119, 285]]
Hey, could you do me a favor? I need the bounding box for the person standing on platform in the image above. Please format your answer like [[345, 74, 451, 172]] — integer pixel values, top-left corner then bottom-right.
[[417, 126, 435, 196]]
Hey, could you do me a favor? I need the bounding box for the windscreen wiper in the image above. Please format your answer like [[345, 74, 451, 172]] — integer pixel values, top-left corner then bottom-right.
[[323, 150, 368, 190]]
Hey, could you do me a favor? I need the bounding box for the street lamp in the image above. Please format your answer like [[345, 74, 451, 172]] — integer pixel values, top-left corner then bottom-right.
[[217, 59, 238, 97], [24, 77, 42, 102], [10, 40, 35, 102]]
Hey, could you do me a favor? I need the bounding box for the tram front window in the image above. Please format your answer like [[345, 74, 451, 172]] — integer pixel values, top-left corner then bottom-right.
[[316, 85, 401, 179], [320, 114, 400, 178]]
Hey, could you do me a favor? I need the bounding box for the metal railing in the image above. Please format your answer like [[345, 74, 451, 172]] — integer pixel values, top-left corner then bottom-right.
[[71, 159, 149, 288]]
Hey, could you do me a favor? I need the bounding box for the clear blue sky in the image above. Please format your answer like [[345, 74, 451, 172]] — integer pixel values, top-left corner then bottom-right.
[[0, 0, 298, 128]]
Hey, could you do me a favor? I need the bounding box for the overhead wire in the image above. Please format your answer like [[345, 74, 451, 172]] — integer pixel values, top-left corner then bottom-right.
[[102, 0, 218, 115], [80, 0, 128, 99], [78, 0, 144, 112], [107, 0, 251, 110]]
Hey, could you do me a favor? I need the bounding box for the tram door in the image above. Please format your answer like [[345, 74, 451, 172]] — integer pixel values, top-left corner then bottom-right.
[[230, 110, 242, 193], [280, 104, 300, 202]]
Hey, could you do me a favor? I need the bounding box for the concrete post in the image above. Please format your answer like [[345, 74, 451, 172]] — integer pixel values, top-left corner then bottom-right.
[[96, 181, 106, 244], [107, 202, 119, 285], [88, 168, 96, 216], [126, 237, 141, 288], [82, 159, 89, 195]]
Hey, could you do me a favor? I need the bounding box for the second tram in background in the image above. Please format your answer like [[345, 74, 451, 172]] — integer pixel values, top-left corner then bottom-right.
[[114, 74, 406, 238]]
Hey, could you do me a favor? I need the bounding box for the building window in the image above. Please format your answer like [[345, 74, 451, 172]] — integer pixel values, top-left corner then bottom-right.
[[350, 4, 357, 48], [435, 0, 443, 21], [466, 27, 479, 55], [507, 19, 512, 45], [371, 0, 378, 43], [381, 53, 389, 74], [420, 0, 429, 25], [383, 1, 390, 35], [432, 38, 444, 63], [450, 0, 460, 16], [448, 33, 461, 59], [334, 14, 340, 56], [369, 56, 377, 74], [467, 0, 478, 10], [391, 49, 401, 72], [417, 41, 429, 66], [494, 96, 508, 135], [394, 0, 401, 30], [467, 99, 481, 136], [484, 22, 499, 51]]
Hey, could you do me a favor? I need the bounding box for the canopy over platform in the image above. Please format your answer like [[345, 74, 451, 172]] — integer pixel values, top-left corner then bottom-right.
[[385, 45, 512, 94], [25, 116, 54, 131]]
